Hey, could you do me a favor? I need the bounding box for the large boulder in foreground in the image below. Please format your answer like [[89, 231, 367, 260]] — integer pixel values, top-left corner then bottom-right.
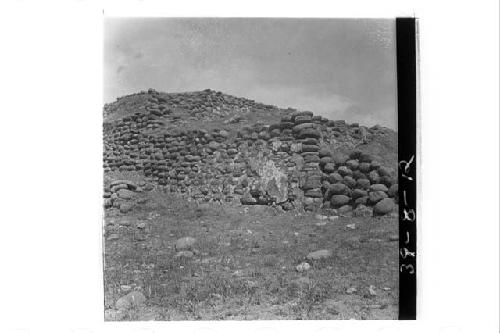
[[115, 291, 146, 310], [175, 237, 197, 251], [373, 198, 396, 215], [306, 249, 332, 260]]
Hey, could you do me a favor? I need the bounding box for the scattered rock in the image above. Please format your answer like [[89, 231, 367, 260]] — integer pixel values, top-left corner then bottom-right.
[[346, 223, 356, 230], [295, 262, 311, 272], [306, 249, 332, 260], [175, 237, 197, 251], [346, 287, 357, 295], [115, 291, 146, 310]]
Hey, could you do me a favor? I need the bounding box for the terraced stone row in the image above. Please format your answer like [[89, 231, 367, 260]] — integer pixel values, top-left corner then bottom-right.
[[103, 179, 152, 213], [103, 97, 398, 215]]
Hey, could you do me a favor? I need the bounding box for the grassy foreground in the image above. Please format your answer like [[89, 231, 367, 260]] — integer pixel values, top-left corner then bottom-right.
[[103, 187, 398, 320]]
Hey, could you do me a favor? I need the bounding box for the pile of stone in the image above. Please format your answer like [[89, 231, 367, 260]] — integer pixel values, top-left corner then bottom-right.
[[319, 149, 398, 216], [103, 180, 147, 213], [156, 89, 280, 119], [284, 111, 325, 212], [103, 90, 398, 215]]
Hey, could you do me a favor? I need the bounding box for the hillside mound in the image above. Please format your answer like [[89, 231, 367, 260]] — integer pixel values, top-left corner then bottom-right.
[[104, 88, 292, 130], [103, 88, 398, 215]]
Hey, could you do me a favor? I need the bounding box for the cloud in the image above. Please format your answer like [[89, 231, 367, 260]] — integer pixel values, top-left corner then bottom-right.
[[337, 105, 396, 128], [244, 85, 353, 115], [104, 18, 397, 129]]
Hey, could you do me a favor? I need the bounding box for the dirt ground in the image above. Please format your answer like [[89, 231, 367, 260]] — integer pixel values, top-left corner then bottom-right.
[[103, 187, 398, 321]]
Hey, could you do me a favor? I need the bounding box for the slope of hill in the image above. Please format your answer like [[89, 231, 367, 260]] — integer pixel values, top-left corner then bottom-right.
[[103, 88, 398, 213], [104, 88, 396, 161], [104, 88, 293, 131]]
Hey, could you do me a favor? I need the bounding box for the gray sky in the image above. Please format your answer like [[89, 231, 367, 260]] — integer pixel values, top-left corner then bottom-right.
[[104, 18, 397, 129]]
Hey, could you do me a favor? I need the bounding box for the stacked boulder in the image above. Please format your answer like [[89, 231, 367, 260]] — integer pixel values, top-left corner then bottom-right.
[[286, 111, 324, 211], [103, 180, 150, 213], [104, 88, 282, 122], [103, 90, 398, 216], [320, 150, 398, 216]]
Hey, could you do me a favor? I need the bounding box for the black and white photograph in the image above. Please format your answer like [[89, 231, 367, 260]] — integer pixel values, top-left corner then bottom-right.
[[103, 18, 401, 320], [1, 1, 499, 332]]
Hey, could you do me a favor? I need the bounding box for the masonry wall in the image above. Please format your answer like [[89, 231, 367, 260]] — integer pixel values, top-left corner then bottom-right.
[[103, 91, 398, 216]]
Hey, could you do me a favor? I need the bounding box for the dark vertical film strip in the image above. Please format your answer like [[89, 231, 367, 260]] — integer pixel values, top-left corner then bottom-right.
[[396, 18, 417, 320]]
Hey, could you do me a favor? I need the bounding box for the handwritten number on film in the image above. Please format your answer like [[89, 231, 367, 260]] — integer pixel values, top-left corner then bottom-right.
[[399, 155, 415, 274], [400, 264, 415, 274]]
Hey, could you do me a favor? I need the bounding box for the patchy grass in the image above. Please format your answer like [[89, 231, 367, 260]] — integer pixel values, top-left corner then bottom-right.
[[103, 189, 398, 320]]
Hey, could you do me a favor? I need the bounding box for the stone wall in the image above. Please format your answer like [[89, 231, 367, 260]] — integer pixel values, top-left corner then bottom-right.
[[103, 92, 398, 216]]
